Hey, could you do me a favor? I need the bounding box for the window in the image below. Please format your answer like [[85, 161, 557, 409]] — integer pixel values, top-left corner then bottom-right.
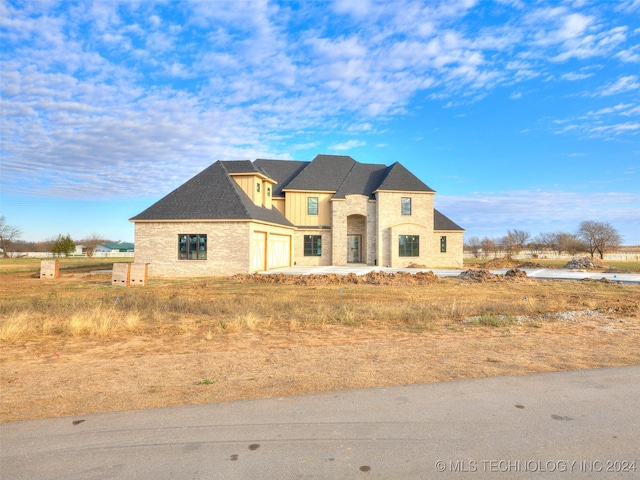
[[401, 197, 412, 215], [399, 235, 419, 257], [304, 235, 322, 256], [178, 234, 207, 260], [308, 197, 318, 215], [267, 187, 271, 197], [440, 236, 447, 253], [256, 183, 261, 193]]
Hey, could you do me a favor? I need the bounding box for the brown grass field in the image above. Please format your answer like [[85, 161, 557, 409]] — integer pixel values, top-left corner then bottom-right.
[[1, 257, 639, 423]]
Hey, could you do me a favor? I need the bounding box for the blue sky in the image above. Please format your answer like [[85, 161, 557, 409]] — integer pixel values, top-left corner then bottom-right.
[[1, 0, 639, 245]]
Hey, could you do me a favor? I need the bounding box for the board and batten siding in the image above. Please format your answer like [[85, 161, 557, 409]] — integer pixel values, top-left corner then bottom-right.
[[284, 191, 332, 227]]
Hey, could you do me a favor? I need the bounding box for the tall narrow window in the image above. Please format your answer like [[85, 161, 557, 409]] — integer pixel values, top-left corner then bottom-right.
[[267, 187, 271, 197], [178, 234, 207, 260], [308, 197, 318, 215], [440, 236, 447, 253], [401, 197, 412, 215], [304, 235, 322, 256], [399, 235, 419, 257], [256, 183, 261, 192]]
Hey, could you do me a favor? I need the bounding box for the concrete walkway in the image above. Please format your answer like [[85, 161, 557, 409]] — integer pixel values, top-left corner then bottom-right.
[[2, 367, 639, 479], [264, 265, 640, 284]]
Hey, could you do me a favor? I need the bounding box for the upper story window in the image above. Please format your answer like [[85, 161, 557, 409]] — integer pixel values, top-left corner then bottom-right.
[[267, 187, 271, 197], [401, 197, 412, 215], [256, 182, 261, 193], [308, 197, 319, 215]]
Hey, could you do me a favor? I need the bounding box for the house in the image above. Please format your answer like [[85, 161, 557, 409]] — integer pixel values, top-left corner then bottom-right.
[[94, 242, 135, 253], [130, 154, 464, 277]]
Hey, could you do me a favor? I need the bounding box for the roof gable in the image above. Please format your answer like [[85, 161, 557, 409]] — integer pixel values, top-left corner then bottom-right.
[[375, 162, 435, 193]]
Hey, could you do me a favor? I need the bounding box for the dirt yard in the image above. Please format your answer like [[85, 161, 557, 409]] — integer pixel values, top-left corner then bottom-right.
[[1, 266, 639, 423]]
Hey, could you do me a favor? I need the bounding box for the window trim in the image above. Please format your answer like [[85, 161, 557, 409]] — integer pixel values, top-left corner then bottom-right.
[[398, 235, 419, 257], [304, 235, 322, 256], [401, 197, 412, 215], [307, 197, 319, 215], [178, 234, 207, 260]]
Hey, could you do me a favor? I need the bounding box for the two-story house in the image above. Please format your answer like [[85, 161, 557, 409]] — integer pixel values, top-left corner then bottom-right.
[[130, 154, 464, 276]]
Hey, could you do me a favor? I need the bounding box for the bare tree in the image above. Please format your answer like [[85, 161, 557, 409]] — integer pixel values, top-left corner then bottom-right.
[[465, 236, 482, 258], [557, 232, 585, 256], [501, 229, 530, 256], [480, 237, 499, 258], [577, 221, 622, 259], [80, 232, 108, 257], [509, 229, 531, 252], [0, 216, 22, 258]]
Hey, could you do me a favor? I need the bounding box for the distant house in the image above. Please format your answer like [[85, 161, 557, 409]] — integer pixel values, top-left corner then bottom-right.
[[94, 242, 135, 253], [131, 154, 464, 277]]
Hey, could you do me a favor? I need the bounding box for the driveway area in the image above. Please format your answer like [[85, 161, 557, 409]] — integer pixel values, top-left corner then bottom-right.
[[2, 367, 639, 479]]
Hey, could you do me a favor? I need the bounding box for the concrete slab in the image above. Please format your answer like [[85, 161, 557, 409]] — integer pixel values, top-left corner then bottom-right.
[[264, 265, 640, 284]]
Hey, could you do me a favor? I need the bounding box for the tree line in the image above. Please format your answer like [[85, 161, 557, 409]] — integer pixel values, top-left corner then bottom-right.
[[465, 221, 623, 260], [0, 216, 117, 258]]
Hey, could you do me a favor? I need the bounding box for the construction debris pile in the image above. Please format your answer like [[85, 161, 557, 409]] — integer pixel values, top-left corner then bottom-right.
[[564, 257, 606, 270], [457, 268, 528, 283]]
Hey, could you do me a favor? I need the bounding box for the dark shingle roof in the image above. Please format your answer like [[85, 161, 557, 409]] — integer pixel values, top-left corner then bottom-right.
[[254, 159, 308, 197], [434, 209, 465, 231], [283, 154, 357, 191], [334, 162, 388, 199], [376, 162, 435, 193], [131, 155, 451, 228], [130, 161, 293, 227]]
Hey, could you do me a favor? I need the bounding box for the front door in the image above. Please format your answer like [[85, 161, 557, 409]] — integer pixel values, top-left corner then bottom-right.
[[347, 235, 361, 263]]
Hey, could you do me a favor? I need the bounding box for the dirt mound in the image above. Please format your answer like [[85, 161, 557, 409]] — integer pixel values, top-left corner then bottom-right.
[[564, 257, 606, 270], [458, 268, 529, 283], [482, 257, 519, 269], [232, 270, 441, 286], [457, 269, 500, 282], [505, 268, 528, 279], [517, 261, 545, 269]]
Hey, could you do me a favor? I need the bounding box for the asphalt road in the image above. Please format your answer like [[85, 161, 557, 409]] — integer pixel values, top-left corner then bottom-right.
[[2, 367, 639, 479]]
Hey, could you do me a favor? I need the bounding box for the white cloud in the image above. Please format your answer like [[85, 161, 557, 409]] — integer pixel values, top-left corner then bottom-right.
[[561, 71, 593, 81], [329, 140, 366, 151], [2, 0, 640, 201], [597, 75, 640, 96]]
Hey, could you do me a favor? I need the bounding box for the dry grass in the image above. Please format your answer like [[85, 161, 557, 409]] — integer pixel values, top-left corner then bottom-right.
[[0, 270, 638, 423]]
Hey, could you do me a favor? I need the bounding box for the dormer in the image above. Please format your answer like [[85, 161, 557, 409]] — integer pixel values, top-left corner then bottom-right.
[[229, 172, 276, 209]]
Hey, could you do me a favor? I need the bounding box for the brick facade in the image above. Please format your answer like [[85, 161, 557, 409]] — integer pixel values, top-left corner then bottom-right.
[[132, 156, 464, 276]]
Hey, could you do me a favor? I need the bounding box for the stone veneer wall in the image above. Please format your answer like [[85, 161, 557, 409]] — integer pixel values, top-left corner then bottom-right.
[[293, 229, 332, 266], [376, 191, 435, 268], [134, 221, 251, 277], [431, 231, 465, 268]]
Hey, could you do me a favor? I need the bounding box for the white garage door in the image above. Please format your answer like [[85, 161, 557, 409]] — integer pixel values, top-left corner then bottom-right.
[[267, 234, 291, 269], [251, 232, 266, 271]]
